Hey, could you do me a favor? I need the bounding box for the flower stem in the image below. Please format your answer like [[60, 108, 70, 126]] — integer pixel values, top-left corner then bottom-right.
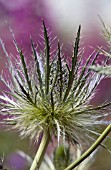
[[30, 130, 50, 170], [65, 124, 111, 170]]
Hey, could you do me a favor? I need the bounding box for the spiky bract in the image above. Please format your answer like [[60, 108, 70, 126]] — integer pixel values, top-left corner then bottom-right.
[[0, 21, 110, 150], [90, 18, 111, 76]]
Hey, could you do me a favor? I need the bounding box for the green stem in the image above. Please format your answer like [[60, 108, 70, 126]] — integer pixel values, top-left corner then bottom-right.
[[30, 130, 50, 170], [65, 124, 111, 170]]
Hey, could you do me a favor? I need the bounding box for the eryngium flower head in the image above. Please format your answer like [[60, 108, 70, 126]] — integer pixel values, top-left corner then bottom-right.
[[0, 21, 110, 150]]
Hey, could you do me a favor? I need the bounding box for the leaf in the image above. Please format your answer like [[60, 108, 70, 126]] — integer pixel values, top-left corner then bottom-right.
[[31, 39, 44, 96], [15, 75, 34, 104], [99, 16, 111, 46], [58, 41, 63, 99], [42, 20, 51, 95], [90, 65, 111, 76], [19, 50, 32, 93], [63, 25, 81, 101]]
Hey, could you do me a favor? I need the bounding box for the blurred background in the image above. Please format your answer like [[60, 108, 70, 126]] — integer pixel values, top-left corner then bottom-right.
[[0, 0, 111, 169]]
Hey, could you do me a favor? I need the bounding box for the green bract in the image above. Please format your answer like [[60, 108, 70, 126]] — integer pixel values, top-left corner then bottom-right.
[[0, 21, 110, 151]]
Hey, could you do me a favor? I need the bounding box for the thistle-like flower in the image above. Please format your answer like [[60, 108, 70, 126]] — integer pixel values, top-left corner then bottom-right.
[[0, 21, 110, 153], [90, 18, 111, 76]]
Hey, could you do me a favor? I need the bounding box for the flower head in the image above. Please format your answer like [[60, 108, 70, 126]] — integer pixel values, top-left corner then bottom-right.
[[0, 21, 110, 151]]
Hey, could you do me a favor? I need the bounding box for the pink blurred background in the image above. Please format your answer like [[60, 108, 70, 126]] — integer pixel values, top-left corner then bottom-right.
[[0, 0, 111, 169]]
